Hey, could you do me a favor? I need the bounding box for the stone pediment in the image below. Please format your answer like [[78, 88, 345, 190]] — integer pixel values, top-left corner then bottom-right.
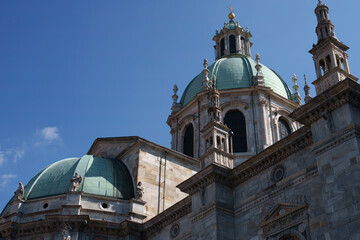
[[260, 202, 308, 237]]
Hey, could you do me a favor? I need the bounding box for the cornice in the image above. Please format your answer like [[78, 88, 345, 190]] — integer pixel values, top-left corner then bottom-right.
[[311, 123, 360, 156], [143, 196, 191, 237], [231, 126, 313, 186], [309, 36, 349, 54], [178, 126, 312, 195], [177, 164, 232, 195], [198, 148, 234, 162], [290, 78, 360, 125]]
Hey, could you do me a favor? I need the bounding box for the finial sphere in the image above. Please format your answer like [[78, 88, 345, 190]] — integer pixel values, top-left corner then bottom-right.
[[228, 12, 235, 20]]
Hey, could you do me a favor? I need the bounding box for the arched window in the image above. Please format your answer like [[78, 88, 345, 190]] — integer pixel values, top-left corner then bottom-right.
[[326, 55, 331, 70], [278, 117, 291, 140], [220, 38, 225, 57], [183, 124, 194, 157], [229, 35, 236, 54], [319, 59, 326, 76], [224, 110, 247, 153]]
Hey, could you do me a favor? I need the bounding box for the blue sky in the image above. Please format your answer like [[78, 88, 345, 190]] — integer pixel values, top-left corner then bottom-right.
[[0, 0, 359, 206]]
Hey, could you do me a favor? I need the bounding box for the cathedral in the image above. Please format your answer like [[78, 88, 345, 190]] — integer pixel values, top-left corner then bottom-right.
[[1, 1, 360, 239]]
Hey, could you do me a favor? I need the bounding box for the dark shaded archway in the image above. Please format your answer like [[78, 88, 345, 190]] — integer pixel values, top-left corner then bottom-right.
[[224, 110, 247, 153], [183, 124, 194, 157]]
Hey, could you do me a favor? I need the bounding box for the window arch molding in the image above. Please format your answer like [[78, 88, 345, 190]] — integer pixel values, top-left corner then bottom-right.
[[275, 229, 307, 240], [273, 111, 293, 141], [178, 115, 196, 157]]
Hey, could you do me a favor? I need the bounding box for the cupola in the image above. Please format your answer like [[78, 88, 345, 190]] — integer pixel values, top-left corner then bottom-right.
[[213, 7, 252, 59]]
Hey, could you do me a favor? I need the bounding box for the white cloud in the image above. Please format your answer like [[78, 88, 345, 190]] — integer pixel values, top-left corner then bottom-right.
[[0, 174, 17, 189], [13, 149, 25, 163], [39, 127, 60, 141], [35, 127, 61, 146], [3, 146, 25, 164], [0, 152, 5, 166]]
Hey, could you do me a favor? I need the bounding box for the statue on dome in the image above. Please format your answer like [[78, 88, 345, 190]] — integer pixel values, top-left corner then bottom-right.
[[70, 172, 82, 191], [136, 181, 144, 200], [14, 182, 24, 200]]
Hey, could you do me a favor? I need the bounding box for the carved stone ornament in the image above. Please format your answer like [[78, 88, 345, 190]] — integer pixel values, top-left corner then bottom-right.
[[70, 172, 82, 191], [136, 181, 144, 200], [14, 182, 24, 200], [62, 223, 71, 240], [170, 223, 180, 239], [271, 164, 286, 183], [199, 186, 205, 206], [260, 202, 308, 238]]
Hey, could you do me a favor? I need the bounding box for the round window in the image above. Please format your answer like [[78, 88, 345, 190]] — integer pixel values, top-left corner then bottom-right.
[[170, 223, 180, 238], [271, 164, 286, 183], [101, 202, 108, 209]]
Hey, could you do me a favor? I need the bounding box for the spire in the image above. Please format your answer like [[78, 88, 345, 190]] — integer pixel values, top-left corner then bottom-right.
[[314, 0, 335, 41], [291, 74, 301, 103], [208, 75, 221, 123], [253, 53, 264, 86], [202, 59, 211, 91], [171, 84, 181, 113], [200, 75, 233, 169], [303, 74, 312, 103], [309, 1, 358, 95]]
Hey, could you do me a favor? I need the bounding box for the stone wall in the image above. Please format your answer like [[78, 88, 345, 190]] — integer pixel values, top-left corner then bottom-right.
[[137, 144, 198, 220]]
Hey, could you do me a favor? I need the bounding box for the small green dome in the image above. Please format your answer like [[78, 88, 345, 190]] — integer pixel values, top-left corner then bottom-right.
[[180, 55, 292, 107], [23, 155, 134, 200], [225, 21, 238, 30]]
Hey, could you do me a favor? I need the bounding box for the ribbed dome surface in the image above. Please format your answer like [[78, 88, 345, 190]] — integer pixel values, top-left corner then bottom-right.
[[23, 155, 134, 200], [180, 55, 292, 106]]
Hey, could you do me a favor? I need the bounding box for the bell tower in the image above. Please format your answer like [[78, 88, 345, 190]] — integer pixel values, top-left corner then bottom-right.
[[309, 0, 358, 95]]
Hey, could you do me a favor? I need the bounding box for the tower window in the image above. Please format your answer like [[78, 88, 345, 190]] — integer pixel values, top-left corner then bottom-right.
[[224, 110, 247, 153], [220, 38, 225, 57], [183, 124, 194, 157], [319, 59, 326, 76], [278, 117, 291, 140], [240, 37, 245, 53], [326, 55, 331, 70], [229, 35, 236, 54]]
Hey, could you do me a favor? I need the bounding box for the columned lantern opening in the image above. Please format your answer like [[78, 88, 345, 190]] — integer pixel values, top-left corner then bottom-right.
[[229, 35, 236, 54], [220, 38, 225, 57], [183, 124, 194, 157], [224, 110, 247, 153]]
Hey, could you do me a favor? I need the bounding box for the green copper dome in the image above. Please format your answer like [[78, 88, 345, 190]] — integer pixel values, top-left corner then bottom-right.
[[23, 155, 134, 200], [180, 55, 292, 106]]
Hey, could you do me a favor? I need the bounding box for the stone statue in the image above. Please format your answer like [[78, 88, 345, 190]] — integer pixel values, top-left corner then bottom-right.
[[14, 182, 24, 200], [70, 172, 82, 191], [136, 181, 144, 200], [62, 223, 71, 240]]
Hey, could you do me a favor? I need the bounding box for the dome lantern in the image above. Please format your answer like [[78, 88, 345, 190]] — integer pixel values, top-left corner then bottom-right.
[[213, 7, 252, 59]]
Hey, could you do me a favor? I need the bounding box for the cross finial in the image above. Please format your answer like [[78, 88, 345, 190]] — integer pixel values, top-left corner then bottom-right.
[[304, 74, 308, 85], [228, 6, 235, 13]]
